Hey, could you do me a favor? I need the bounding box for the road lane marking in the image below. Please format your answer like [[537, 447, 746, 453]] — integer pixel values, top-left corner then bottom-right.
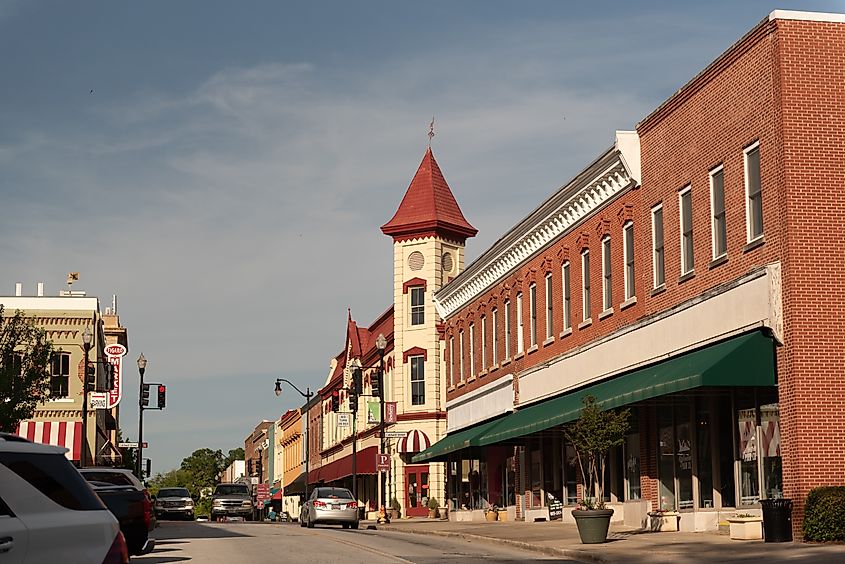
[[311, 530, 415, 564]]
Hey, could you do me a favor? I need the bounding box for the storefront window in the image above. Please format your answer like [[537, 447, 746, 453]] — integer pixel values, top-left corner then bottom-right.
[[717, 400, 736, 508], [530, 448, 542, 508], [738, 408, 760, 505], [505, 456, 516, 507], [696, 399, 714, 508], [625, 432, 641, 501], [658, 408, 676, 510], [564, 444, 578, 505], [676, 403, 693, 509], [543, 438, 562, 506], [761, 403, 782, 499]]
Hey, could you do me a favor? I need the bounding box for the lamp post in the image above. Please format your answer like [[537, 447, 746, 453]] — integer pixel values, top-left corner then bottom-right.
[[137, 353, 147, 479], [275, 378, 313, 504], [375, 333, 387, 523], [81, 327, 93, 468]]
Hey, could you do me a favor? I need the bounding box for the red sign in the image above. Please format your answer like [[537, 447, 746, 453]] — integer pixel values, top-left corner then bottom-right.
[[385, 402, 397, 424], [105, 343, 126, 409], [256, 484, 270, 502], [376, 452, 389, 472]]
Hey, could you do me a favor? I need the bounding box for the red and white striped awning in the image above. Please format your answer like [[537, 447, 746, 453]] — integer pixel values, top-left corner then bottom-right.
[[16, 420, 82, 462], [398, 429, 431, 454]]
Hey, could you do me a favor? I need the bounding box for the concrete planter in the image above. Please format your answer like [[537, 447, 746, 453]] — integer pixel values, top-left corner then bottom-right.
[[497, 510, 508, 522], [485, 510, 499, 521], [648, 511, 680, 532], [572, 509, 614, 544], [727, 516, 763, 540]]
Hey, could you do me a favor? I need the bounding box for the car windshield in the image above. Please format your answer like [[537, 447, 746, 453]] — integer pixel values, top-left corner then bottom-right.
[[315, 488, 353, 500], [214, 485, 249, 496], [79, 471, 135, 487], [158, 488, 190, 498]]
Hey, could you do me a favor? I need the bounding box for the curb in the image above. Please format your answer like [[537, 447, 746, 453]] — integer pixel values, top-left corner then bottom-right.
[[376, 525, 609, 564]]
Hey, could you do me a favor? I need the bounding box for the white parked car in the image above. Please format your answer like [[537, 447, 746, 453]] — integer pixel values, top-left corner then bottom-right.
[[0, 433, 128, 564]]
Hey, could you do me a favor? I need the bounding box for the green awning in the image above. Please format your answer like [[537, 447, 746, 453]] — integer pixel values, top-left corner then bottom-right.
[[412, 416, 506, 463], [479, 330, 775, 446]]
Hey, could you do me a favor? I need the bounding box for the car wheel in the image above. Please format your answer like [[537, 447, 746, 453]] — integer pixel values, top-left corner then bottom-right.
[[188, 513, 194, 521], [352, 520, 359, 530], [300, 517, 306, 528], [306, 516, 315, 528], [342, 522, 349, 529]]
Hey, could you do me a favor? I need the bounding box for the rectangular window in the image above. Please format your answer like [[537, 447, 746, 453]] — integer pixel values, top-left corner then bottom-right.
[[504, 301, 512, 359], [710, 166, 727, 259], [51, 352, 70, 398], [652, 205, 665, 288], [545, 273, 553, 339], [529, 284, 537, 347], [410, 356, 425, 405], [516, 293, 524, 353], [481, 315, 487, 371], [410, 287, 425, 326], [562, 262, 571, 330], [492, 308, 499, 365], [745, 143, 763, 241], [469, 323, 475, 378], [623, 222, 635, 300], [679, 187, 694, 275], [459, 331, 465, 382], [449, 337, 454, 387], [581, 250, 591, 321], [602, 236, 612, 311]]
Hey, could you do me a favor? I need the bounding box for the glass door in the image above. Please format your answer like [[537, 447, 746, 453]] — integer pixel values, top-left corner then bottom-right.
[[404, 465, 430, 517]]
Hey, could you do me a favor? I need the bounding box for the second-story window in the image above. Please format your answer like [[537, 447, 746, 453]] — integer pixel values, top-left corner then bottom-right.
[[492, 308, 499, 364], [602, 236, 612, 312], [529, 284, 537, 347], [449, 336, 455, 387], [516, 292, 524, 354], [745, 142, 763, 242], [481, 315, 487, 371], [624, 221, 635, 300], [504, 300, 512, 359], [459, 330, 465, 382], [410, 356, 425, 405], [545, 273, 553, 339], [410, 287, 425, 326], [582, 250, 591, 321], [710, 166, 727, 259], [51, 352, 70, 398], [679, 186, 694, 275], [469, 323, 476, 377], [563, 262, 571, 330], [652, 204, 665, 288]]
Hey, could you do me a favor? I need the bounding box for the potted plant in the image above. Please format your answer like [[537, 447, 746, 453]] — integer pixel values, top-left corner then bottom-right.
[[484, 504, 500, 521], [388, 497, 401, 520], [427, 497, 439, 519], [726, 513, 763, 540], [563, 395, 630, 544], [647, 508, 681, 532]]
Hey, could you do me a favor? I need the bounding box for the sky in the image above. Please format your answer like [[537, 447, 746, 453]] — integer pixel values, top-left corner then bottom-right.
[[2, 0, 842, 473]]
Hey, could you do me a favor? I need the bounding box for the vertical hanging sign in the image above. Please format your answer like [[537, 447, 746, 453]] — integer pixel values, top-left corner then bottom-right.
[[105, 343, 126, 409]]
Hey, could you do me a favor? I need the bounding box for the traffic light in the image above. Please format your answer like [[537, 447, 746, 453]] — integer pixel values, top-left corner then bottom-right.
[[141, 384, 150, 407], [248, 459, 253, 474], [255, 457, 262, 478], [86, 362, 96, 388], [351, 367, 363, 395], [157, 385, 166, 409], [371, 370, 382, 399], [145, 458, 151, 478], [106, 364, 115, 390], [331, 390, 340, 412]]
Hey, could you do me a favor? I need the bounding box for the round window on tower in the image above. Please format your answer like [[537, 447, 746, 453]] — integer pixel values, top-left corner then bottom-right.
[[408, 251, 425, 271], [442, 252, 454, 274]]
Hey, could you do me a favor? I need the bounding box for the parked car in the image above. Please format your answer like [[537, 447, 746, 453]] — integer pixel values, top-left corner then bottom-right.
[[0, 433, 129, 564], [154, 487, 195, 520], [299, 487, 359, 529], [78, 467, 155, 556], [211, 483, 253, 521]]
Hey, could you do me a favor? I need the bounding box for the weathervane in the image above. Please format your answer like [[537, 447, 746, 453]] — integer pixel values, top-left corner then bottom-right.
[[428, 116, 435, 146]]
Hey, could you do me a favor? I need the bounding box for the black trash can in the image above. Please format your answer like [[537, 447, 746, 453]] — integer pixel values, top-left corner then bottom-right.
[[761, 498, 793, 542]]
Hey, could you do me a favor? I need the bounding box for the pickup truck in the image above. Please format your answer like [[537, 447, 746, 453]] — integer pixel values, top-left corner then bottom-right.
[[211, 482, 253, 521], [79, 468, 155, 556]]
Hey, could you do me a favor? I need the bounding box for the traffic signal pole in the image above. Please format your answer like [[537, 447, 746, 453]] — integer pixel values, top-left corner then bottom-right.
[[137, 357, 146, 479]]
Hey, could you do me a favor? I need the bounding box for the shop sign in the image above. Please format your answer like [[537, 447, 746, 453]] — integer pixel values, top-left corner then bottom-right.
[[549, 501, 563, 521], [376, 452, 389, 472], [105, 343, 126, 409], [385, 402, 397, 424]]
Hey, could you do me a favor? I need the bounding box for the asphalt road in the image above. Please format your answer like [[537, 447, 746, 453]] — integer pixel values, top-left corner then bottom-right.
[[135, 521, 586, 564]]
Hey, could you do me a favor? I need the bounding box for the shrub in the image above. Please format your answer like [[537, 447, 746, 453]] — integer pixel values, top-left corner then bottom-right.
[[803, 486, 845, 542]]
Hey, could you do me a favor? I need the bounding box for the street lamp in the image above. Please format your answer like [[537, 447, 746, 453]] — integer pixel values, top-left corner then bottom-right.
[[375, 332, 387, 523], [81, 326, 93, 467], [137, 353, 147, 479], [274, 378, 313, 503]]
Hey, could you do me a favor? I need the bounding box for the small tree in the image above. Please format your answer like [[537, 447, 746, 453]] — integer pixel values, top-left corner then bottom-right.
[[562, 395, 630, 510], [0, 306, 54, 432]]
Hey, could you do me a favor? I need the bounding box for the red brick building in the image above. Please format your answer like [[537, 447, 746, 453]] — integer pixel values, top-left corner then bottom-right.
[[414, 10, 845, 535]]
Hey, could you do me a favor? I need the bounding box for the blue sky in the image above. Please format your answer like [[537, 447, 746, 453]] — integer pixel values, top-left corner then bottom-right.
[[2, 0, 842, 473]]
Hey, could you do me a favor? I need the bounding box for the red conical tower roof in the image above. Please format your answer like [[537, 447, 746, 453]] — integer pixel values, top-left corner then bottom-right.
[[381, 147, 477, 242]]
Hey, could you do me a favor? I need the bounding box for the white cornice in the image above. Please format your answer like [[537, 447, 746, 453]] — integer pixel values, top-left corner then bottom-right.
[[434, 132, 640, 320], [769, 10, 845, 23]]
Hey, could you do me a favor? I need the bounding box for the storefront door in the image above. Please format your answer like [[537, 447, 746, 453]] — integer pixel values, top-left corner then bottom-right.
[[404, 464, 430, 517]]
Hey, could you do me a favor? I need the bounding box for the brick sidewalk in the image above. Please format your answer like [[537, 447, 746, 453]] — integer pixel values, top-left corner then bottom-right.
[[373, 518, 845, 563]]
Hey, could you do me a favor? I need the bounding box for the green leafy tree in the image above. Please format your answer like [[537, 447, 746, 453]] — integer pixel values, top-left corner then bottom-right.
[[0, 307, 54, 432], [562, 395, 630, 510], [180, 448, 225, 495], [224, 447, 244, 468], [148, 468, 191, 497]]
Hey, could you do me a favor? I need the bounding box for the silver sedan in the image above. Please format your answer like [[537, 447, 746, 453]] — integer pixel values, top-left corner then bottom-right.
[[300, 487, 359, 529]]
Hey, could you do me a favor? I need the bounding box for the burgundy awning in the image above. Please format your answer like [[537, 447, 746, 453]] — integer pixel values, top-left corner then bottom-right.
[[308, 446, 378, 484]]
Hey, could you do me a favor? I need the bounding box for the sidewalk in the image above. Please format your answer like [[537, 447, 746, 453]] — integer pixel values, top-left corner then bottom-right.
[[373, 518, 845, 563]]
